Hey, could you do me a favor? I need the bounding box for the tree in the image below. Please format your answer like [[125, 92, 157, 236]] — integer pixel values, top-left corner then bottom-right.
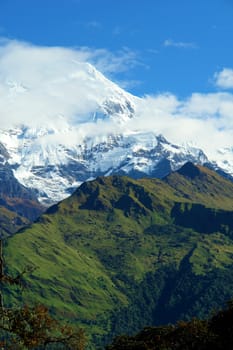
[[0, 239, 86, 349]]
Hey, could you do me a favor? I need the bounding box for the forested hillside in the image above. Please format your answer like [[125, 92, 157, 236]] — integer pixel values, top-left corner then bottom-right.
[[4, 163, 233, 348]]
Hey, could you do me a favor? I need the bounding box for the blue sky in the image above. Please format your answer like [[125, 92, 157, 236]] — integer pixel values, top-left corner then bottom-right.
[[1, 0, 233, 97]]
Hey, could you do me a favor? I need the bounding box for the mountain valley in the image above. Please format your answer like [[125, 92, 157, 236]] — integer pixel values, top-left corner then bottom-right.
[[3, 163, 233, 348]]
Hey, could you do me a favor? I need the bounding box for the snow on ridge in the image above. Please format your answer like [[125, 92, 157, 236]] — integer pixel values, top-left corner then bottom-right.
[[0, 120, 210, 205], [0, 56, 232, 204]]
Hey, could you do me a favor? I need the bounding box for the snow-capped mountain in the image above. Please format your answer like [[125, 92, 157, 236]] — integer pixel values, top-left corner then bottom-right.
[[0, 126, 208, 205], [0, 60, 232, 205]]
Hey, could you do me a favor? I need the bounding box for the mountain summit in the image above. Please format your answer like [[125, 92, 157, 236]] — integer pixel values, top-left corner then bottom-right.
[[0, 61, 231, 204], [177, 161, 202, 179]]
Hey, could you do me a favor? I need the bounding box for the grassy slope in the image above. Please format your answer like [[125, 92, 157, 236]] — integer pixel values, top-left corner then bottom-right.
[[4, 164, 233, 347], [0, 205, 29, 237], [0, 196, 44, 237]]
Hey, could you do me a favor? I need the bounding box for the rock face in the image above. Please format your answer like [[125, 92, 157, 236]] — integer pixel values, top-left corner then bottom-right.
[[0, 142, 44, 235], [0, 127, 209, 205]]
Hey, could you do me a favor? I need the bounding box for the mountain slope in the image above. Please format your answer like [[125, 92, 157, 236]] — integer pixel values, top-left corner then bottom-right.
[[164, 161, 233, 210], [0, 143, 44, 236], [4, 164, 233, 348]]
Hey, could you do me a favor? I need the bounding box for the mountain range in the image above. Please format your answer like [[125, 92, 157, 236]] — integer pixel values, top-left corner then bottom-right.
[[4, 162, 233, 349], [0, 61, 233, 207], [3, 61, 233, 349]]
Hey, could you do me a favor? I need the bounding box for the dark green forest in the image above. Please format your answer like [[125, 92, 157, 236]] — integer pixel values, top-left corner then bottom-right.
[[2, 163, 233, 348], [106, 300, 233, 349]]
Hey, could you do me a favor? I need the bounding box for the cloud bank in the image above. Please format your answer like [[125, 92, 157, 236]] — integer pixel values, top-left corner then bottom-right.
[[132, 92, 233, 160], [1, 40, 233, 162], [214, 68, 233, 89], [0, 40, 139, 128]]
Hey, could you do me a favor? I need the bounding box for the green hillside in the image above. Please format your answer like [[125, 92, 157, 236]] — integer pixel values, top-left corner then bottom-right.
[[4, 162, 233, 348], [106, 300, 233, 350]]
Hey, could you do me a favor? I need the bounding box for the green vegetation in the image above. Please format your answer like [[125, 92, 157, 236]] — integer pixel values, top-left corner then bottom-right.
[[0, 304, 86, 349], [106, 300, 233, 349], [0, 239, 85, 349], [3, 163, 233, 348], [0, 205, 29, 237]]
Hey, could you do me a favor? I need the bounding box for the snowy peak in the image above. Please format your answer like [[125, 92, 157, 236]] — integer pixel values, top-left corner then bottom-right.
[[1, 58, 138, 129], [0, 60, 140, 205], [0, 124, 209, 205], [0, 58, 231, 205]]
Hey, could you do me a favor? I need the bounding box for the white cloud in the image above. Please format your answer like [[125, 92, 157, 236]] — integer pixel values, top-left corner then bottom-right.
[[129, 91, 233, 160], [1, 39, 233, 165], [0, 40, 140, 128], [88, 46, 142, 74], [214, 68, 233, 89], [163, 39, 198, 49]]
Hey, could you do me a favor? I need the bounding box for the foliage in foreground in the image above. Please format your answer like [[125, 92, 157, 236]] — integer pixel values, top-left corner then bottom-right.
[[106, 300, 233, 350], [0, 238, 86, 350], [0, 304, 86, 349]]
